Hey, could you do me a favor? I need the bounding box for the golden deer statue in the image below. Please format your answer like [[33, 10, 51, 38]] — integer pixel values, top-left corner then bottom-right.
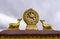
[[40, 20, 52, 30], [8, 18, 22, 30]]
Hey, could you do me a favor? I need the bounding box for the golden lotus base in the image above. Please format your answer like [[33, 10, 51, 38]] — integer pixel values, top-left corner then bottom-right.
[[26, 25, 38, 30], [0, 30, 60, 39]]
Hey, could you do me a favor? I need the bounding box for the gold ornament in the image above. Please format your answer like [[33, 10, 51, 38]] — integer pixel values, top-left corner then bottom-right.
[[23, 8, 39, 30], [8, 18, 22, 30], [40, 20, 52, 30]]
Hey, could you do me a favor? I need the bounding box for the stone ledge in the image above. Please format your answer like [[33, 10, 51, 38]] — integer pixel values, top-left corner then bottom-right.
[[0, 30, 60, 36]]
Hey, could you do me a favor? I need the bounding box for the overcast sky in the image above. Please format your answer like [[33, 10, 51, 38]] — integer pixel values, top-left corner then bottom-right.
[[0, 0, 60, 31]]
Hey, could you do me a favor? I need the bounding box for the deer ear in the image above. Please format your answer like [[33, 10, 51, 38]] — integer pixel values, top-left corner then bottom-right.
[[40, 20, 41, 21], [20, 18, 22, 20], [40, 20, 42, 21], [43, 20, 45, 21]]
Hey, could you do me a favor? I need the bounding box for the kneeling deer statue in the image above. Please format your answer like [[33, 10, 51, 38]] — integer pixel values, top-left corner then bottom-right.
[[8, 18, 22, 30], [40, 20, 52, 30]]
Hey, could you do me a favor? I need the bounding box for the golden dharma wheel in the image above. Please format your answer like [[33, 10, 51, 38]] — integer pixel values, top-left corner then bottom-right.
[[23, 8, 39, 30], [23, 8, 39, 25]]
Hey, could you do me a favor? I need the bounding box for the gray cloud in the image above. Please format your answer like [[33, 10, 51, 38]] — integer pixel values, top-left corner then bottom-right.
[[0, 0, 60, 31]]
